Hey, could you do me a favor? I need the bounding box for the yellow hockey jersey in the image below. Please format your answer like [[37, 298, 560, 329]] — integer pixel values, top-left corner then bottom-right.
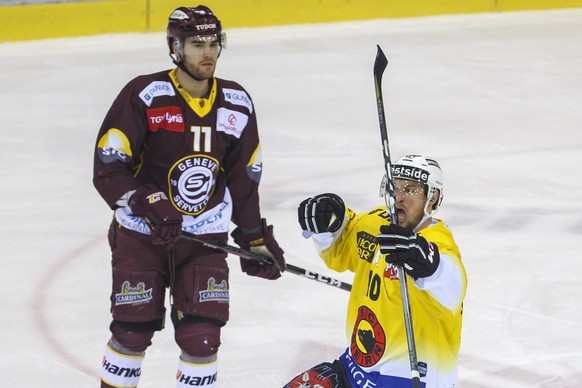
[[310, 206, 467, 387]]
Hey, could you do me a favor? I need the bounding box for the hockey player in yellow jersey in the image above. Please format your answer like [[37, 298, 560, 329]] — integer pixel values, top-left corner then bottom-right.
[[284, 155, 467, 388]]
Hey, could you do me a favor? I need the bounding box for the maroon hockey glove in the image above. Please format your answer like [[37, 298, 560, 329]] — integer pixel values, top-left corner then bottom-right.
[[130, 184, 183, 248], [378, 224, 440, 279], [298, 193, 346, 233], [231, 219, 286, 280]]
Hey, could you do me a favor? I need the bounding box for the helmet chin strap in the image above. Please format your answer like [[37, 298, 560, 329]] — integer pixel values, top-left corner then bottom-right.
[[414, 196, 439, 232], [169, 53, 206, 82], [413, 213, 431, 233]]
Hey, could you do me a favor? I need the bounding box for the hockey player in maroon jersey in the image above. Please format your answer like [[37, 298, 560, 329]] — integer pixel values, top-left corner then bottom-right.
[[93, 5, 286, 387]]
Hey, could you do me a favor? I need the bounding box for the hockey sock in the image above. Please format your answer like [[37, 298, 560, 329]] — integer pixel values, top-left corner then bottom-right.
[[176, 357, 218, 387], [101, 343, 144, 388]]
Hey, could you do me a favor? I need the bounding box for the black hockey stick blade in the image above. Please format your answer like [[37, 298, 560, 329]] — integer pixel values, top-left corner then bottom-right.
[[374, 45, 388, 83], [181, 233, 352, 292], [374, 44, 396, 216], [373, 45, 421, 388], [374, 46, 388, 132]]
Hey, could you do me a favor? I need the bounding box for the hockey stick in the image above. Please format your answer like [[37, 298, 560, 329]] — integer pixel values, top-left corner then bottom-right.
[[181, 233, 352, 292], [374, 45, 421, 388]]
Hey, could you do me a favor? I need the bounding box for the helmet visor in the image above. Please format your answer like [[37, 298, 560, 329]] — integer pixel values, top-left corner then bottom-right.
[[179, 34, 226, 54], [393, 179, 426, 198]]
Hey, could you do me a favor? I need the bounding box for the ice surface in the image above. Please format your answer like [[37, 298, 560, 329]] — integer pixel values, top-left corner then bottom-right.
[[1, 8, 581, 387]]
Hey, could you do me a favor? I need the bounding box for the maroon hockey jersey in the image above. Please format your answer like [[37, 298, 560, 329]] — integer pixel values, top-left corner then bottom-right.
[[93, 69, 264, 235]]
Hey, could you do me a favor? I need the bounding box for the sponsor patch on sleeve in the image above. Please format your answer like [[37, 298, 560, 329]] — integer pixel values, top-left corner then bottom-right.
[[97, 128, 132, 164], [222, 88, 253, 113], [146, 106, 184, 133], [139, 81, 176, 107], [246, 145, 262, 183]]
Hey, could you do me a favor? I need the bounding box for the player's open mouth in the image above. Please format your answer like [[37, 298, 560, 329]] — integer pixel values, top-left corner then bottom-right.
[[396, 209, 406, 222]]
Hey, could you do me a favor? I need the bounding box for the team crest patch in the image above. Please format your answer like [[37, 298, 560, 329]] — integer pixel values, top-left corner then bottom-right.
[[97, 128, 132, 164], [115, 281, 153, 305], [350, 306, 386, 367], [285, 364, 340, 388], [199, 277, 229, 303], [169, 154, 219, 215], [245, 145, 262, 183]]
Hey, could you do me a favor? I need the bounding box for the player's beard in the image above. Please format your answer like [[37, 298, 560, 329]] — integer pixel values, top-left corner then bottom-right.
[[185, 60, 216, 81]]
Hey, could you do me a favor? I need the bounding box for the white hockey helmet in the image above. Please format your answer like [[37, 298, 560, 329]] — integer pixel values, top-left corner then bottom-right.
[[392, 155, 444, 216]]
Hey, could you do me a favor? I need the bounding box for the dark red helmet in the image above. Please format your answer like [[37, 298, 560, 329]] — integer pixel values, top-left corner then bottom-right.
[[167, 6, 224, 47]]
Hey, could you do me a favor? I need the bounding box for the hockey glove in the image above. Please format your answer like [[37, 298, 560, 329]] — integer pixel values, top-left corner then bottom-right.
[[130, 184, 183, 248], [378, 224, 440, 279], [231, 219, 286, 280], [298, 193, 346, 234]]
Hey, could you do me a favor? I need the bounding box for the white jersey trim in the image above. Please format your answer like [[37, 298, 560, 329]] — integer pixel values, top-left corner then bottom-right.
[[414, 252, 465, 312], [115, 189, 233, 236]]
